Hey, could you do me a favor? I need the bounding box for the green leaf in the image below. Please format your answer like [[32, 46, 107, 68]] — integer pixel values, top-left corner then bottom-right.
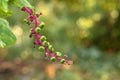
[[0, 18, 16, 48], [0, 0, 8, 12], [0, 9, 12, 18], [14, 0, 33, 8], [0, 0, 12, 17]]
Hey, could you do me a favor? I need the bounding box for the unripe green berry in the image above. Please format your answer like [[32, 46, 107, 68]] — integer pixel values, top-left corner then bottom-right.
[[50, 57, 56, 62], [42, 41, 48, 46], [38, 46, 45, 52], [40, 36, 47, 42], [35, 27, 41, 33], [48, 45, 54, 52], [39, 22, 45, 29], [60, 59, 65, 64], [56, 52, 62, 57]]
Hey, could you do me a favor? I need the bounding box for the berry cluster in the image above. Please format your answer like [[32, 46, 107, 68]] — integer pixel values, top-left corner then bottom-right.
[[21, 7, 73, 65]]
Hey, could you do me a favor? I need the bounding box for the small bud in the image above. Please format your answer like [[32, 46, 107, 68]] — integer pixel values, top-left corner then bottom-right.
[[40, 12, 42, 15], [50, 57, 56, 62], [38, 46, 45, 52], [36, 14, 40, 17], [36, 13, 42, 17], [42, 41, 48, 46], [47, 42, 50, 46], [56, 52, 62, 57], [21, 7, 26, 11], [35, 27, 41, 33], [40, 36, 47, 42], [39, 22, 45, 29], [64, 55, 68, 58], [60, 59, 65, 64], [67, 60, 73, 65], [23, 19, 28, 23], [48, 45, 54, 52]]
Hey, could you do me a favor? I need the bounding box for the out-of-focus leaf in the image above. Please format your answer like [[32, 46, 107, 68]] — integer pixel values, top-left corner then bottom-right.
[[8, 0, 16, 5], [0, 0, 8, 12], [0, 9, 12, 17], [14, 0, 33, 8], [0, 18, 16, 48], [0, 0, 12, 17]]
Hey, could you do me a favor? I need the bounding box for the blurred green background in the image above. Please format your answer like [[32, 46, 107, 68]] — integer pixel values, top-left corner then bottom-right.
[[0, 0, 120, 80]]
